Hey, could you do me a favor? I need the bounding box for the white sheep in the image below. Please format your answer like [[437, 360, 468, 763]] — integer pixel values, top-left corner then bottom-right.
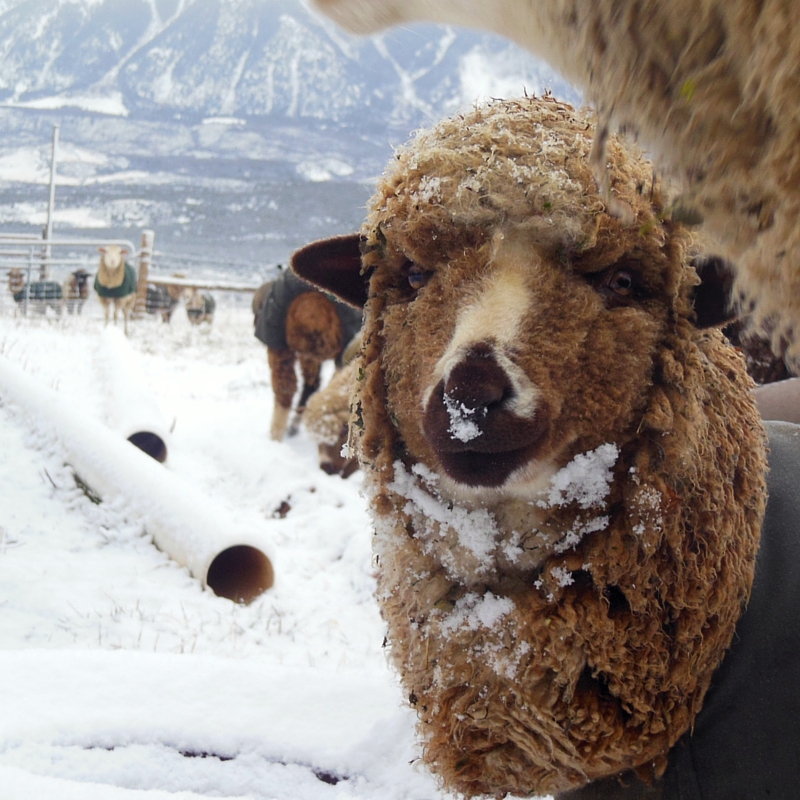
[[291, 97, 781, 798], [94, 246, 138, 335], [313, 0, 800, 365]]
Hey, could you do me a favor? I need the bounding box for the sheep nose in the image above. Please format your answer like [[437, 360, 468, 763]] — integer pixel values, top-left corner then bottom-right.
[[426, 345, 516, 446], [443, 348, 513, 419]]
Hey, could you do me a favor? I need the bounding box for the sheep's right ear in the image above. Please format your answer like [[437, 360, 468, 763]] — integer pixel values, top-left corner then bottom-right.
[[691, 255, 738, 329], [291, 234, 366, 309]]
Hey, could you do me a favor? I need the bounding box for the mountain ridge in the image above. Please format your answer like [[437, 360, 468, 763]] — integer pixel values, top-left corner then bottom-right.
[[0, 0, 579, 128]]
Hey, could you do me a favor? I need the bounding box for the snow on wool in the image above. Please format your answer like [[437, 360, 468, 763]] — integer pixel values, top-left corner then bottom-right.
[[388, 460, 500, 578], [443, 393, 484, 443], [539, 443, 618, 510]]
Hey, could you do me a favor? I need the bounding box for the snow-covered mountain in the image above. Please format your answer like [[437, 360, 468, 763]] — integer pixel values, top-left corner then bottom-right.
[[0, 0, 578, 128], [0, 0, 581, 265]]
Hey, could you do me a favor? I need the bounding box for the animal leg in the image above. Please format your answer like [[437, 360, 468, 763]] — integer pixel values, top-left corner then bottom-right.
[[290, 354, 322, 435], [268, 347, 297, 441], [296, 354, 322, 409]]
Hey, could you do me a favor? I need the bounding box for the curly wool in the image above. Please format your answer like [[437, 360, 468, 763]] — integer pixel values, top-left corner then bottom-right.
[[350, 97, 767, 796], [304, 358, 357, 447], [313, 0, 800, 367]]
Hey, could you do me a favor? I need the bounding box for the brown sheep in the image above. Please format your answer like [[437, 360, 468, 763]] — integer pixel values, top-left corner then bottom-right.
[[185, 289, 216, 325], [313, 0, 800, 365], [302, 335, 362, 478], [145, 277, 185, 323], [254, 269, 362, 441], [6, 268, 63, 315], [7, 268, 25, 297], [292, 98, 772, 798], [63, 268, 90, 315], [94, 246, 137, 335]]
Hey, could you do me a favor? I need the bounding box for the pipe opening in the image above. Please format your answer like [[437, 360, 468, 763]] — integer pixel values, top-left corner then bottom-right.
[[128, 431, 168, 463], [207, 545, 275, 604]]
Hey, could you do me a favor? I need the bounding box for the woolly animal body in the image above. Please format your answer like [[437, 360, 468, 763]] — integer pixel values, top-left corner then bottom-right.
[[186, 289, 216, 325], [145, 284, 183, 323], [303, 357, 360, 477], [255, 270, 362, 441], [7, 269, 63, 315], [292, 98, 768, 796], [63, 269, 90, 315], [314, 0, 800, 364]]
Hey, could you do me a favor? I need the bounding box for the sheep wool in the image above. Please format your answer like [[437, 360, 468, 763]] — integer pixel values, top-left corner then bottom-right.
[[314, 0, 800, 368], [350, 97, 768, 796]]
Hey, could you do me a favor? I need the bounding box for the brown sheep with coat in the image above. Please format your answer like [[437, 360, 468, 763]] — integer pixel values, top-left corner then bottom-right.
[[63, 268, 90, 315], [254, 268, 362, 441], [291, 97, 795, 799]]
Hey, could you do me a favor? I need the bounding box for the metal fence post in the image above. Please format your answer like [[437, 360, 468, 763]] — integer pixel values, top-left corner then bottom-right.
[[43, 124, 59, 281], [135, 229, 154, 318], [24, 247, 34, 317]]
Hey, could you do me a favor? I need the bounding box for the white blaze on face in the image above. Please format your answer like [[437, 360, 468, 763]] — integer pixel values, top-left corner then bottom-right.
[[100, 246, 124, 271], [424, 249, 540, 419]]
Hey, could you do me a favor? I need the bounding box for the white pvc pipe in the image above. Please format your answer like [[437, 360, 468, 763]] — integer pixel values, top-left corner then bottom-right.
[[98, 327, 172, 463], [0, 355, 275, 603]]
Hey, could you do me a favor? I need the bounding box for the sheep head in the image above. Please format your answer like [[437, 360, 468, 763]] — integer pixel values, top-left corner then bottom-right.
[[294, 97, 730, 508], [7, 268, 25, 294], [293, 97, 767, 796], [98, 245, 127, 272]]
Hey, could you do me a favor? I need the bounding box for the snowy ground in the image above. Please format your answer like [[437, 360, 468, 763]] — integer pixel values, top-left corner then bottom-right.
[[0, 296, 530, 800]]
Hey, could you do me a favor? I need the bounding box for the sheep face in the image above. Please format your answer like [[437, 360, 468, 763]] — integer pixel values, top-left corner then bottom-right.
[[309, 96, 692, 510], [99, 245, 127, 273], [7, 268, 25, 295], [379, 230, 668, 504]]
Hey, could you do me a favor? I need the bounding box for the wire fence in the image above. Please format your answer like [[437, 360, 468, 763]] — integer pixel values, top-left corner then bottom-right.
[[1, 230, 282, 325]]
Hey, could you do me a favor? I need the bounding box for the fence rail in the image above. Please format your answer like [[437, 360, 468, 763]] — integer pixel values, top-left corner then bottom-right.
[[1, 228, 275, 321]]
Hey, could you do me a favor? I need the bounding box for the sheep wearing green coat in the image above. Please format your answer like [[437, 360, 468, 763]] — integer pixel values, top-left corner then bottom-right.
[[94, 245, 137, 335]]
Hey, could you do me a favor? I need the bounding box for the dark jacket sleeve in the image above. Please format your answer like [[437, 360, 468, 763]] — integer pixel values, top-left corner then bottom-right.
[[561, 420, 800, 800]]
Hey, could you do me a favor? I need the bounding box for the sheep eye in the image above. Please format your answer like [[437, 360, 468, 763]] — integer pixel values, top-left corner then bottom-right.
[[408, 268, 429, 290], [587, 263, 645, 306], [401, 260, 431, 292], [607, 269, 634, 296]]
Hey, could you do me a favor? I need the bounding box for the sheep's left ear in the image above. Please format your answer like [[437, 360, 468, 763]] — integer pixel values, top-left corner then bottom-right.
[[291, 234, 366, 309], [691, 255, 738, 329]]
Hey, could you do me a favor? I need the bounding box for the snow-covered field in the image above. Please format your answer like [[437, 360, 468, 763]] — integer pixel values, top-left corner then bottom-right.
[[0, 297, 503, 800]]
